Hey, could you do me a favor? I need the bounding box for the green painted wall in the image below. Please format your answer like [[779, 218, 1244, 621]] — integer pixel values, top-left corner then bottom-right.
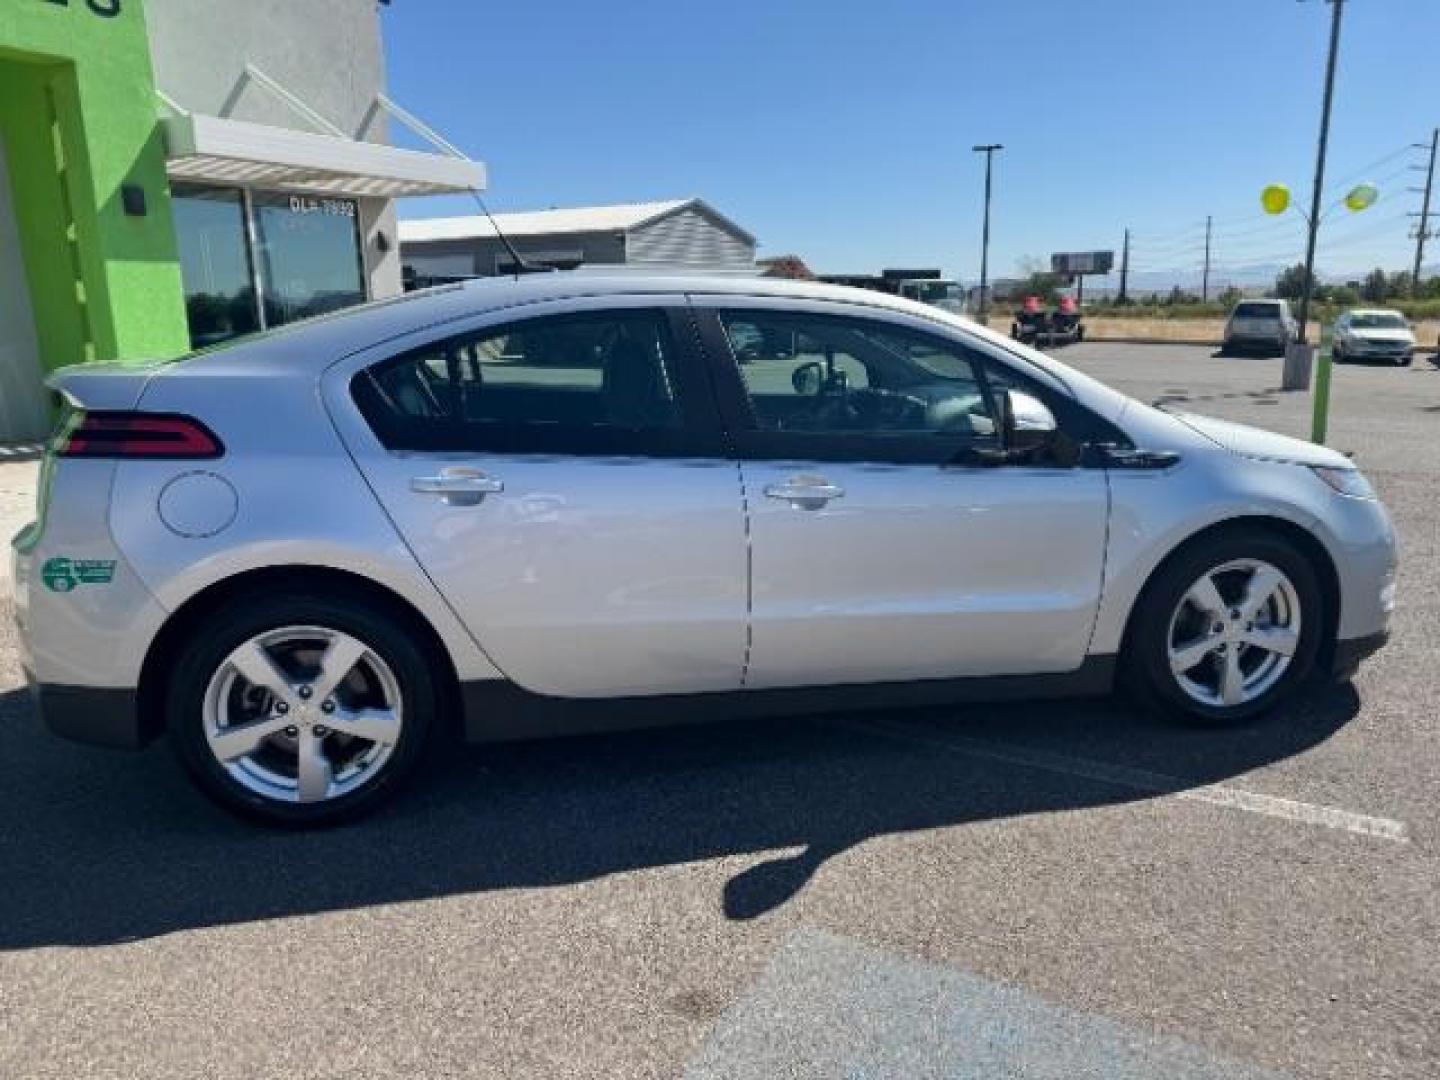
[[0, 0, 189, 372]]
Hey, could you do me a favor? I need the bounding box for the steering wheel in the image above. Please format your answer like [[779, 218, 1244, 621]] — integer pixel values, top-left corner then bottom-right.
[[816, 386, 929, 430]]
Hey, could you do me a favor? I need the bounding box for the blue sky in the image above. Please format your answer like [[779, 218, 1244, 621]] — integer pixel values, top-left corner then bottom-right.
[[383, 0, 1440, 285]]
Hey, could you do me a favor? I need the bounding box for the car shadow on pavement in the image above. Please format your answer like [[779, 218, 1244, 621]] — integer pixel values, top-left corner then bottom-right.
[[0, 680, 1359, 948]]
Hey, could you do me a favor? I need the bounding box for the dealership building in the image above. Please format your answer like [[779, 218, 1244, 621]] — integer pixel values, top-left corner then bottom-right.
[[0, 0, 484, 442]]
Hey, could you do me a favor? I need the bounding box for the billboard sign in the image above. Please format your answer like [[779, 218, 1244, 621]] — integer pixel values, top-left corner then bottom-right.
[[1051, 251, 1114, 276]]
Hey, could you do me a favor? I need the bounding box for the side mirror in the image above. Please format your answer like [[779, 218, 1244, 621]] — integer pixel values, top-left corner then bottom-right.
[[1002, 389, 1058, 452], [791, 361, 824, 396]]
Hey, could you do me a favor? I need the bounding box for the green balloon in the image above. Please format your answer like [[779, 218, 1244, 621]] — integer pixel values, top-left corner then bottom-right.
[[1345, 182, 1378, 211]]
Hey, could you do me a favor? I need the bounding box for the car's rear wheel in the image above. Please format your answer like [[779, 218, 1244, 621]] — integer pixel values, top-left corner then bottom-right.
[[168, 592, 438, 826], [1124, 529, 1323, 725]]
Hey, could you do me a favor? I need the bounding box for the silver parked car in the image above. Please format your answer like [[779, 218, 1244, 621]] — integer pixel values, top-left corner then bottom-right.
[[1223, 299, 1299, 356], [10, 276, 1396, 824], [1332, 308, 1415, 366]]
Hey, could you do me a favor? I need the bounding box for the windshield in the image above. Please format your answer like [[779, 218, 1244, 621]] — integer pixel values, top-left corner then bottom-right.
[[1349, 311, 1407, 329], [907, 282, 961, 303]]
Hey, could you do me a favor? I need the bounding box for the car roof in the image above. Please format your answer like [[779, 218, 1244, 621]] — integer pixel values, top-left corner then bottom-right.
[[163, 273, 963, 378], [1343, 308, 1403, 317]]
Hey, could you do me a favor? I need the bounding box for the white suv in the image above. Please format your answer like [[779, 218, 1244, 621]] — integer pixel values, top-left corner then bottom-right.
[[1223, 300, 1298, 356]]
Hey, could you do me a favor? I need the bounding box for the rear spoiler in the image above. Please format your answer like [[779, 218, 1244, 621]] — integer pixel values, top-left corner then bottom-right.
[[46, 361, 172, 412]]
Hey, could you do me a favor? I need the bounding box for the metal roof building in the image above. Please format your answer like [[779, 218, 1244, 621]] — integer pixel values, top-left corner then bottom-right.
[[399, 198, 757, 283]]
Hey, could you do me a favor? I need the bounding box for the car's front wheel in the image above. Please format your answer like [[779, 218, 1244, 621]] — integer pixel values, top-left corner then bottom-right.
[[1124, 529, 1323, 725], [168, 591, 439, 826]]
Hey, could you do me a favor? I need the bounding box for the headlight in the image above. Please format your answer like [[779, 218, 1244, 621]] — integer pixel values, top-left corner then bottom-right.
[[1311, 465, 1376, 500]]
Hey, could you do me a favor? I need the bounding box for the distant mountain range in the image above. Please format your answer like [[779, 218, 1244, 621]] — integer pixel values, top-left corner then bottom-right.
[[1072, 261, 1440, 299]]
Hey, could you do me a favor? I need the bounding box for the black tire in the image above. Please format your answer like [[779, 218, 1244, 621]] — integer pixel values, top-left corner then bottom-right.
[[1332, 344, 1345, 363], [168, 590, 440, 826], [1122, 528, 1324, 726]]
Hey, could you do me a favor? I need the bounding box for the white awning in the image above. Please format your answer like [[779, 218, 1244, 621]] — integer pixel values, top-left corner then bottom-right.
[[163, 113, 486, 198]]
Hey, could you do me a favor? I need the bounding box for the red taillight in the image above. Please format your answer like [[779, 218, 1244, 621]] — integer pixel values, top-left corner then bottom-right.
[[56, 411, 223, 459]]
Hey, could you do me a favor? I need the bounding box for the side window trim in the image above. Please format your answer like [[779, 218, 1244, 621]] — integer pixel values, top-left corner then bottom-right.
[[353, 304, 727, 458]]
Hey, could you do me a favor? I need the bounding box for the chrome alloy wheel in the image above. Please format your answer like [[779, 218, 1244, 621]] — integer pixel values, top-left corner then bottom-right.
[[202, 626, 403, 804], [1166, 558, 1302, 708]]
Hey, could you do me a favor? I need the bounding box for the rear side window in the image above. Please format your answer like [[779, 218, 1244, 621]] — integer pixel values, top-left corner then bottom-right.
[[355, 310, 712, 454]]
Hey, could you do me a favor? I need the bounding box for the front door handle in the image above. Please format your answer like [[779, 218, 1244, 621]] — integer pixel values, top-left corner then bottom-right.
[[411, 469, 504, 506], [764, 475, 844, 510]]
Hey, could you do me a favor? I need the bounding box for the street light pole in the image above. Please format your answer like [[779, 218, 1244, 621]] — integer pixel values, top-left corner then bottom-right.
[[1297, 0, 1344, 346], [973, 143, 1003, 322]]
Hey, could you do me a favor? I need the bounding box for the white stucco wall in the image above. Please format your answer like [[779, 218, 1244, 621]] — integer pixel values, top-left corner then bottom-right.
[[144, 0, 387, 140], [145, 0, 404, 298], [359, 197, 402, 299]]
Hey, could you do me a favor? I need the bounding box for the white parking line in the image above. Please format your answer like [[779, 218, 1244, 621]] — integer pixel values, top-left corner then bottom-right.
[[843, 720, 1410, 844]]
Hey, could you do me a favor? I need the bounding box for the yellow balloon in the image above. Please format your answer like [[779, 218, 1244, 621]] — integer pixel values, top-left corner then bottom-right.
[[1345, 182, 1378, 211], [1261, 184, 1291, 215]]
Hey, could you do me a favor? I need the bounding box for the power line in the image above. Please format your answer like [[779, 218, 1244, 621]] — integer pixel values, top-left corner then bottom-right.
[[1201, 142, 1417, 228]]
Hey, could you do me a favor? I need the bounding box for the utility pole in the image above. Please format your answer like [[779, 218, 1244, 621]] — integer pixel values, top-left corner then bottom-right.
[[1118, 228, 1130, 303], [1202, 215, 1213, 302], [972, 143, 1003, 322], [1411, 128, 1438, 292], [1297, 0, 1344, 348]]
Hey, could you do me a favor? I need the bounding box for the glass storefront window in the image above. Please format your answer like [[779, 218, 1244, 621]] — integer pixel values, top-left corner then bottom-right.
[[170, 186, 369, 348], [252, 192, 366, 328], [173, 186, 260, 349]]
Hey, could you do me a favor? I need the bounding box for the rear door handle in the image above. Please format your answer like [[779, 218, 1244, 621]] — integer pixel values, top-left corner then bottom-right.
[[411, 470, 504, 506], [764, 476, 844, 510]]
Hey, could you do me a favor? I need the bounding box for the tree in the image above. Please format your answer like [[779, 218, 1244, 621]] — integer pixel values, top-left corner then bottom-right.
[[1361, 267, 1388, 303], [1326, 284, 1361, 307], [1013, 257, 1066, 304], [1274, 263, 1312, 300], [1217, 287, 1244, 309]]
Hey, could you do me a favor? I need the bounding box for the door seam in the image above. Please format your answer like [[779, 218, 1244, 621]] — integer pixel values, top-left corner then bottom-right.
[[738, 459, 754, 687]]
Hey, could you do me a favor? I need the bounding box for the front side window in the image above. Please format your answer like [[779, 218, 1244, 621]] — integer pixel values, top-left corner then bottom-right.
[[719, 312, 997, 438], [357, 311, 693, 453]]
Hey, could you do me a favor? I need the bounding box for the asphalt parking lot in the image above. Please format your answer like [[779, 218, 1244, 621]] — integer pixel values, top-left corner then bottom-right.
[[1, 344, 1437, 1079]]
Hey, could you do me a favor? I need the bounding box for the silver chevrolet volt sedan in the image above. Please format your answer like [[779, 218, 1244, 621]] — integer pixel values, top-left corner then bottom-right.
[[10, 275, 1396, 825]]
